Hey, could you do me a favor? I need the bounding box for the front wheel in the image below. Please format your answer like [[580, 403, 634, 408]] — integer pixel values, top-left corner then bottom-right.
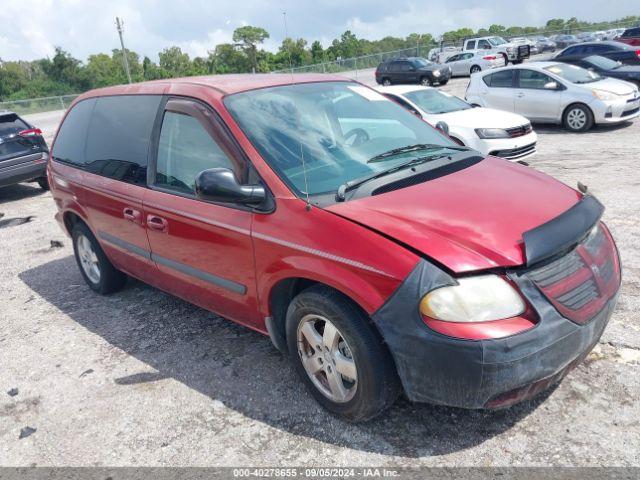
[[72, 222, 127, 294], [286, 285, 400, 422], [563, 104, 594, 132], [420, 76, 432, 86]]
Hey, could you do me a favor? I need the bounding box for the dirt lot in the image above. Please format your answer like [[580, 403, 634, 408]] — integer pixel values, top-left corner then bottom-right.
[[1, 76, 639, 467]]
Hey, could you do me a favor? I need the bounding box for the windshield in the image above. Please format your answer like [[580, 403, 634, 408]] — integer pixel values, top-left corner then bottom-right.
[[584, 55, 620, 70], [404, 89, 471, 114], [224, 81, 462, 196], [545, 63, 602, 84], [488, 37, 507, 46]]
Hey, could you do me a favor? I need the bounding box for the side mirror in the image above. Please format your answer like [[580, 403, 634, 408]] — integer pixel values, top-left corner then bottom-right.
[[195, 168, 266, 205], [435, 121, 450, 136], [544, 81, 560, 90]]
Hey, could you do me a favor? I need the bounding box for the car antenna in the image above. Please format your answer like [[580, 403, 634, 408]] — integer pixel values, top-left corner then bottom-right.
[[283, 10, 312, 211]]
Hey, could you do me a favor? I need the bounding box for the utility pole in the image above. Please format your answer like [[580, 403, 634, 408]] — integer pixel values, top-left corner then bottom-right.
[[115, 17, 132, 84]]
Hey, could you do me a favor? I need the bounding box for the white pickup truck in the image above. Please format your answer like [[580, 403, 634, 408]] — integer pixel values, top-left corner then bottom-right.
[[462, 36, 530, 64]]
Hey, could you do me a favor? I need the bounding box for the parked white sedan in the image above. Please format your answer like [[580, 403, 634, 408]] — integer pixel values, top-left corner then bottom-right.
[[442, 51, 504, 76], [377, 85, 537, 160], [465, 62, 640, 131]]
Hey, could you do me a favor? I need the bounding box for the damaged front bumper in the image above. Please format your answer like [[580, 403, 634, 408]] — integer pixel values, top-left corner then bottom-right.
[[372, 258, 619, 409]]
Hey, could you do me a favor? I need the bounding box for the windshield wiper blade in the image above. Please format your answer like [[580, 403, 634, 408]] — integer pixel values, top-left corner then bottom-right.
[[366, 143, 467, 163], [336, 153, 456, 201]]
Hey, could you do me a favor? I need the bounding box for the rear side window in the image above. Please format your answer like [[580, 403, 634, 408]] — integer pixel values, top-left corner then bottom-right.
[[52, 98, 96, 165], [84, 95, 161, 185], [622, 28, 640, 37], [0, 113, 29, 136], [155, 111, 235, 195], [483, 70, 514, 87]]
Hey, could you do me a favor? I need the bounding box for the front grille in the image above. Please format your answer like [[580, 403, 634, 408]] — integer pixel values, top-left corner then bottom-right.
[[490, 142, 536, 160], [527, 223, 620, 324], [505, 124, 533, 138]]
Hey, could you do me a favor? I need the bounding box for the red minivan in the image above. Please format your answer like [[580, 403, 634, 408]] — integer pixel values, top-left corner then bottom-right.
[[48, 75, 621, 421]]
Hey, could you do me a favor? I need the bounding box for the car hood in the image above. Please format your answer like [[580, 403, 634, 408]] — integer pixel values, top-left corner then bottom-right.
[[326, 157, 581, 273], [588, 77, 638, 95], [425, 106, 530, 129]]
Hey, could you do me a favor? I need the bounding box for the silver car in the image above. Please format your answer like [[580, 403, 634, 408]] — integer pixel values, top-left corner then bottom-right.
[[443, 51, 503, 76], [465, 62, 640, 132]]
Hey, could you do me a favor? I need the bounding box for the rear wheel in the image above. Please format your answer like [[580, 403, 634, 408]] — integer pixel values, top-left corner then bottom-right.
[[286, 285, 400, 422], [381, 77, 391, 86], [72, 222, 127, 294], [563, 104, 594, 132], [470, 65, 482, 74], [37, 177, 49, 191]]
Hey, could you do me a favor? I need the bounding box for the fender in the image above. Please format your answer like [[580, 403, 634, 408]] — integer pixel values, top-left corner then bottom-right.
[[257, 254, 406, 318]]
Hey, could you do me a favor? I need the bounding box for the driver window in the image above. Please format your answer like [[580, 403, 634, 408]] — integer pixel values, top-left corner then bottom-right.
[[446, 54, 460, 62], [155, 111, 235, 194], [478, 40, 490, 49], [518, 69, 554, 89]]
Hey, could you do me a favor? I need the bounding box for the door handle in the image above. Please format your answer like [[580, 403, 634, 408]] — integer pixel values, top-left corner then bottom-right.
[[516, 92, 525, 98], [123, 207, 141, 223], [147, 214, 168, 233]]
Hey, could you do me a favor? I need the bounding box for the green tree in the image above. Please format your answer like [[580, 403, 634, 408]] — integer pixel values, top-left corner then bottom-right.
[[158, 46, 191, 77], [310, 40, 324, 63], [232, 25, 269, 73]]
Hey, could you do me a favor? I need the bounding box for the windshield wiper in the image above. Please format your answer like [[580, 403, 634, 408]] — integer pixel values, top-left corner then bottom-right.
[[367, 143, 468, 163], [336, 151, 460, 202]]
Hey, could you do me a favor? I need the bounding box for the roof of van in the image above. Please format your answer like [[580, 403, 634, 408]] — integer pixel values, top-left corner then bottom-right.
[[81, 73, 352, 97]]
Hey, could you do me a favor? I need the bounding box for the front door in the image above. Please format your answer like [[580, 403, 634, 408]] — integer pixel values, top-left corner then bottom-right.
[[143, 98, 260, 326], [514, 69, 562, 122]]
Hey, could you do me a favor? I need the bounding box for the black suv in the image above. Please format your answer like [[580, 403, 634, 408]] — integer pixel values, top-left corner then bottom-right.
[[375, 57, 451, 86], [0, 110, 49, 190]]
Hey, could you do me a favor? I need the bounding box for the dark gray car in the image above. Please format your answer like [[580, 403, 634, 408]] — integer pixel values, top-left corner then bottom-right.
[[375, 57, 451, 86], [0, 110, 49, 190]]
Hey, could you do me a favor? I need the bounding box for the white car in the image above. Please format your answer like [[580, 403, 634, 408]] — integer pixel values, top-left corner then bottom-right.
[[465, 62, 640, 132], [442, 51, 503, 76], [377, 85, 537, 160]]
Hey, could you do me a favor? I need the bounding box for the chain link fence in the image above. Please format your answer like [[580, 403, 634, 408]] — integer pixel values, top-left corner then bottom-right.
[[273, 44, 436, 75], [0, 94, 78, 116]]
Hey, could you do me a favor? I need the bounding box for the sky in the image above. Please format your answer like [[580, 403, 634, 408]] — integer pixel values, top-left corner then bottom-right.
[[0, 0, 638, 62]]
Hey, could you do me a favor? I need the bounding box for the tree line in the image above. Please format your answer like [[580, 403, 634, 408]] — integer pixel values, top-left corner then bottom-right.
[[1, 16, 638, 101]]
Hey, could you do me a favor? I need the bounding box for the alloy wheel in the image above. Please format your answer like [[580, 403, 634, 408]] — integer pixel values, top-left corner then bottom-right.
[[77, 234, 101, 284], [567, 108, 587, 130], [297, 314, 358, 403]]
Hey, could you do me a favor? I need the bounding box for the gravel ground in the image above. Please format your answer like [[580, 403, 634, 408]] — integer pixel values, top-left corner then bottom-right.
[[1, 76, 639, 467]]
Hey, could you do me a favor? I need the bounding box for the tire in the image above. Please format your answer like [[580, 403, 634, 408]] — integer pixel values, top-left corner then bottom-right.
[[37, 177, 49, 191], [563, 103, 594, 132], [420, 76, 432, 86], [381, 78, 391, 86], [512, 59, 524, 65], [286, 285, 401, 422], [470, 65, 482, 74], [438, 79, 449, 85], [72, 222, 127, 294]]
